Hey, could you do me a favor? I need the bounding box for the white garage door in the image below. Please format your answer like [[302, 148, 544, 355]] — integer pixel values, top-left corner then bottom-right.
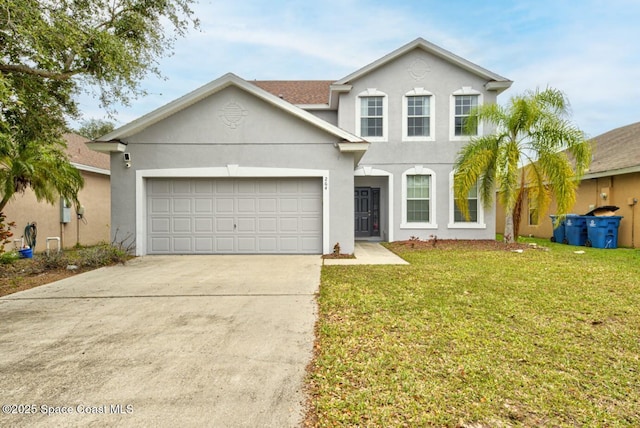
[[146, 178, 322, 254]]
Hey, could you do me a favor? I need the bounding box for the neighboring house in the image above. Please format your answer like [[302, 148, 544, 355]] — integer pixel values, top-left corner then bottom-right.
[[3, 133, 111, 252], [88, 38, 512, 255], [497, 121, 640, 248]]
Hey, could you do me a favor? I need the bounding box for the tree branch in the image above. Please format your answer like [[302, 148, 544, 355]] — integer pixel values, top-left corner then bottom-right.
[[0, 64, 80, 80]]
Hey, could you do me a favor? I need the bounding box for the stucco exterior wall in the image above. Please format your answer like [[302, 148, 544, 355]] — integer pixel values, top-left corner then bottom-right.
[[337, 48, 500, 241], [109, 86, 357, 254], [3, 171, 111, 252], [498, 172, 640, 248]]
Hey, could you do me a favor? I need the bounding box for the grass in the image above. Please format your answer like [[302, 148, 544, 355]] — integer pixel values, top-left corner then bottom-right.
[[309, 238, 640, 427]]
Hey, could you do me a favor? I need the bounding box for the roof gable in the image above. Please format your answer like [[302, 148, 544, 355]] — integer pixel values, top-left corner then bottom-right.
[[334, 38, 512, 93], [98, 73, 361, 143]]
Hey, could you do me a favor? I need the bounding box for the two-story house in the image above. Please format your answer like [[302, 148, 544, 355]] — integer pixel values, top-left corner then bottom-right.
[[89, 38, 512, 255]]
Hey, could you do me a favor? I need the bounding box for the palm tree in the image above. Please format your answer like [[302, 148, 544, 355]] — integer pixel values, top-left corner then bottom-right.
[[453, 87, 591, 243], [0, 133, 84, 212]]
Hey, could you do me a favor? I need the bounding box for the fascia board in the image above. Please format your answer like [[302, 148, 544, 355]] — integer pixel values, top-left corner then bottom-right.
[[582, 165, 640, 180], [86, 141, 127, 153], [70, 162, 110, 176]]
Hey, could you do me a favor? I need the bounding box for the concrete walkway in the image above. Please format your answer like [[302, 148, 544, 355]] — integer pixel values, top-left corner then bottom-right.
[[0, 255, 320, 428], [323, 242, 409, 265]]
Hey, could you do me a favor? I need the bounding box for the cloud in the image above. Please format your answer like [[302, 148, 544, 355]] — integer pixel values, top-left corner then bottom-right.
[[72, 0, 640, 138]]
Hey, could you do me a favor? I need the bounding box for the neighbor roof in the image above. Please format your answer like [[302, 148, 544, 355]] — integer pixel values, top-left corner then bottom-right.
[[65, 132, 110, 173], [586, 121, 640, 176], [251, 80, 333, 105]]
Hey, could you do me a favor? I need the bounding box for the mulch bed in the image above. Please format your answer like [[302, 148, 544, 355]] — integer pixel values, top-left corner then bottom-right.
[[0, 257, 88, 297], [387, 239, 534, 252]]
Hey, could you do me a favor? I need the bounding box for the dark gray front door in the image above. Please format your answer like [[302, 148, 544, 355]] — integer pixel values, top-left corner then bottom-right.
[[354, 187, 380, 237]]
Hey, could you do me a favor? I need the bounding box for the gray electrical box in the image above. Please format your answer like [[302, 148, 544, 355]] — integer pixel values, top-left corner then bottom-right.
[[60, 198, 71, 223]]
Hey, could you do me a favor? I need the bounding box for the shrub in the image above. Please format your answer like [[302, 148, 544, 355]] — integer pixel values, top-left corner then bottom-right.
[[0, 212, 17, 254], [0, 251, 20, 265]]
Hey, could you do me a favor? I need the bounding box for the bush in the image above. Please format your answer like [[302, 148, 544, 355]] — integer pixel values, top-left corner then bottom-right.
[[0, 251, 20, 265], [73, 243, 130, 268], [0, 212, 17, 254]]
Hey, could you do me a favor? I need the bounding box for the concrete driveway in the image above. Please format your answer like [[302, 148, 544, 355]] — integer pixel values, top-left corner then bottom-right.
[[0, 255, 321, 427]]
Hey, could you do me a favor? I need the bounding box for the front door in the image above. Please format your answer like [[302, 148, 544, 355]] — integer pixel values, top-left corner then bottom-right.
[[354, 187, 380, 237]]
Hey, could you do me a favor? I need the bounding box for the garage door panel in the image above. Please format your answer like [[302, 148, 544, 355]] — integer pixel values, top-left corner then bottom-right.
[[258, 198, 277, 213], [215, 237, 234, 252], [237, 198, 256, 212], [258, 218, 277, 232], [279, 237, 299, 251], [216, 198, 234, 213], [301, 198, 321, 212], [237, 237, 256, 252], [173, 181, 191, 194], [302, 217, 321, 232], [237, 218, 256, 232], [173, 237, 192, 252], [194, 181, 213, 193], [195, 218, 213, 232], [279, 217, 298, 232], [216, 181, 234, 193], [150, 180, 171, 194], [216, 218, 235, 233], [278, 180, 298, 193], [173, 218, 192, 233], [258, 237, 277, 251], [150, 218, 170, 233], [195, 237, 213, 252], [147, 177, 322, 254], [151, 237, 171, 252], [301, 237, 321, 251], [151, 198, 170, 213], [173, 198, 191, 213], [280, 198, 298, 212], [195, 199, 213, 213]]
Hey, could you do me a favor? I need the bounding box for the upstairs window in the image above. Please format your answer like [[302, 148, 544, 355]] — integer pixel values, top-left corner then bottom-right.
[[360, 96, 383, 137], [407, 96, 430, 137], [357, 89, 387, 141], [454, 95, 478, 136], [403, 89, 434, 141]]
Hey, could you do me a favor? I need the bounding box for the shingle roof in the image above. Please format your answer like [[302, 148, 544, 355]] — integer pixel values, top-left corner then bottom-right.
[[251, 80, 334, 105], [588, 121, 640, 174], [64, 132, 110, 171]]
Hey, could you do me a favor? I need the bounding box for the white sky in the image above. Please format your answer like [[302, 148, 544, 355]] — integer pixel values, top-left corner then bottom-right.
[[75, 0, 640, 138]]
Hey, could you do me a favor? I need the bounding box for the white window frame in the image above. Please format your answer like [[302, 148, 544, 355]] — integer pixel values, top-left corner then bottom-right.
[[449, 87, 483, 141], [402, 88, 435, 142], [401, 166, 437, 229], [356, 88, 388, 142], [448, 170, 486, 229]]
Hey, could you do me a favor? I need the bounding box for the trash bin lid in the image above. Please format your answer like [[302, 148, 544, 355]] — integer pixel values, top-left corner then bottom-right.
[[584, 205, 619, 216]]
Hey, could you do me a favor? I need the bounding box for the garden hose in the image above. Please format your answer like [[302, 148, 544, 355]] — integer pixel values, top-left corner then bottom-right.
[[24, 222, 37, 249]]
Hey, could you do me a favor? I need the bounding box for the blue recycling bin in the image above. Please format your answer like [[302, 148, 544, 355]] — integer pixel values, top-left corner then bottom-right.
[[586, 216, 623, 249], [564, 215, 588, 246], [549, 215, 575, 244]]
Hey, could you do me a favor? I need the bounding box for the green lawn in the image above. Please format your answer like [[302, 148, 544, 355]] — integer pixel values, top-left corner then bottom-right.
[[309, 239, 640, 427]]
